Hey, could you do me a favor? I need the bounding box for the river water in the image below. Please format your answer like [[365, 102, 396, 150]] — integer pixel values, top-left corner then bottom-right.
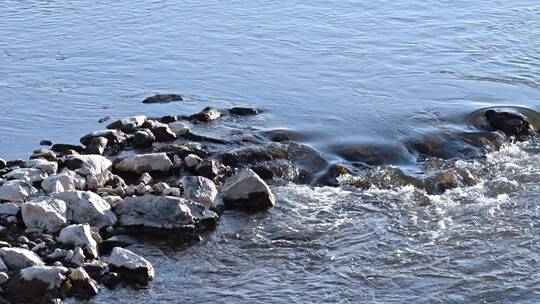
[[2, 1, 540, 303]]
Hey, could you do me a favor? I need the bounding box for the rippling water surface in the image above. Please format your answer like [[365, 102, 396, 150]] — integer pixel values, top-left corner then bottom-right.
[[2, 1, 540, 303]]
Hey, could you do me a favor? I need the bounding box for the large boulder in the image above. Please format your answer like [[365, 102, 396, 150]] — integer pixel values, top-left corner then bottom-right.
[[114, 153, 173, 174], [53, 191, 117, 228], [182, 176, 218, 210], [222, 169, 275, 210], [21, 197, 67, 233], [58, 224, 98, 259], [0, 247, 44, 270], [41, 171, 86, 193], [0, 180, 38, 202], [4, 168, 47, 183], [108, 247, 154, 285], [117, 195, 194, 229], [107, 115, 147, 133], [4, 266, 66, 302], [485, 109, 531, 136], [62, 155, 112, 176]]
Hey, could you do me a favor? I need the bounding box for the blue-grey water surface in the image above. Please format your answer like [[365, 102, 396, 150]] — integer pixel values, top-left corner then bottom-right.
[[2, 1, 540, 303]]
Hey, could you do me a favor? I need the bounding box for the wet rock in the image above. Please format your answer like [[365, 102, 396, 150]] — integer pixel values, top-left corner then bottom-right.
[[114, 153, 173, 174], [5, 168, 47, 183], [370, 166, 423, 189], [261, 129, 303, 142], [168, 121, 190, 136], [107, 115, 147, 133], [100, 235, 137, 254], [85, 137, 108, 155], [59, 224, 98, 259], [69, 267, 99, 297], [53, 191, 117, 228], [195, 159, 219, 179], [51, 143, 84, 154], [159, 115, 178, 123], [158, 143, 208, 159], [0, 180, 38, 202], [80, 129, 127, 146], [27, 159, 58, 175], [189, 107, 221, 122], [98, 116, 111, 123], [108, 247, 154, 285], [485, 109, 531, 136], [223, 169, 275, 210], [229, 107, 260, 116], [117, 195, 194, 229], [184, 154, 202, 169], [0, 159, 5, 170], [435, 170, 462, 192], [40, 140, 53, 146], [151, 125, 177, 142], [0, 247, 44, 270], [182, 176, 218, 209], [5, 265, 66, 302], [458, 131, 506, 151], [335, 144, 408, 166], [132, 129, 155, 148], [41, 171, 86, 193], [142, 93, 183, 104], [21, 197, 67, 233], [313, 163, 351, 186], [0, 202, 19, 216], [30, 149, 57, 161], [62, 154, 112, 176], [250, 159, 298, 181]]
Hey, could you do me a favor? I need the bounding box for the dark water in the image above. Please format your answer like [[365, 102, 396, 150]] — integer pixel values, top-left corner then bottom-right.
[[3, 1, 540, 303]]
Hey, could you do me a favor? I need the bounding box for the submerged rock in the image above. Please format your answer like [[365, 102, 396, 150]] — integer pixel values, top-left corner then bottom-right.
[[485, 109, 531, 136], [223, 169, 275, 210], [0, 247, 44, 270], [0, 180, 38, 202], [117, 195, 194, 230], [142, 93, 183, 104], [21, 197, 67, 233], [114, 153, 173, 174], [108, 247, 154, 285]]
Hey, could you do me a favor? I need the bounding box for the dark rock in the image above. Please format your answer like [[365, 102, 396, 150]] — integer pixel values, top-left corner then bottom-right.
[[98, 116, 111, 123], [261, 129, 304, 142], [157, 143, 209, 159], [39, 140, 53, 146], [51, 144, 84, 154], [106, 116, 146, 133], [69, 267, 99, 298], [151, 125, 177, 142], [132, 129, 155, 149], [189, 107, 221, 122], [229, 107, 260, 116], [182, 132, 229, 144], [159, 115, 179, 123], [195, 160, 219, 179], [250, 159, 297, 181], [85, 137, 108, 155], [6, 159, 26, 168], [0, 159, 5, 170], [458, 131, 506, 150], [100, 235, 137, 255], [30, 149, 57, 161], [335, 144, 409, 166], [4, 266, 66, 303], [142, 94, 183, 104], [313, 163, 351, 186], [484, 109, 531, 136], [370, 166, 423, 189], [80, 130, 127, 146]]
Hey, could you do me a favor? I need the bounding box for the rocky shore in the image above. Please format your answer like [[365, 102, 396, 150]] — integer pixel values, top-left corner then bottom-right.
[[0, 94, 535, 303]]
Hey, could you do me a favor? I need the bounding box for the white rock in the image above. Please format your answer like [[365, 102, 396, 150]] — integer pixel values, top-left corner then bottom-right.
[[223, 169, 275, 210], [114, 153, 173, 174], [58, 224, 98, 259], [0, 202, 20, 216], [118, 195, 194, 229], [182, 176, 218, 209], [53, 191, 117, 228], [184, 154, 202, 168], [41, 171, 86, 193], [5, 168, 47, 183], [21, 197, 67, 233], [0, 247, 44, 270], [27, 159, 58, 175], [168, 122, 190, 135], [20, 265, 66, 290], [0, 180, 38, 202], [109, 247, 154, 282], [67, 155, 112, 176]]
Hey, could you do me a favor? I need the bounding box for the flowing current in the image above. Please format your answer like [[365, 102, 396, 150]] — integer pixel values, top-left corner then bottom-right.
[[2, 1, 540, 303]]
